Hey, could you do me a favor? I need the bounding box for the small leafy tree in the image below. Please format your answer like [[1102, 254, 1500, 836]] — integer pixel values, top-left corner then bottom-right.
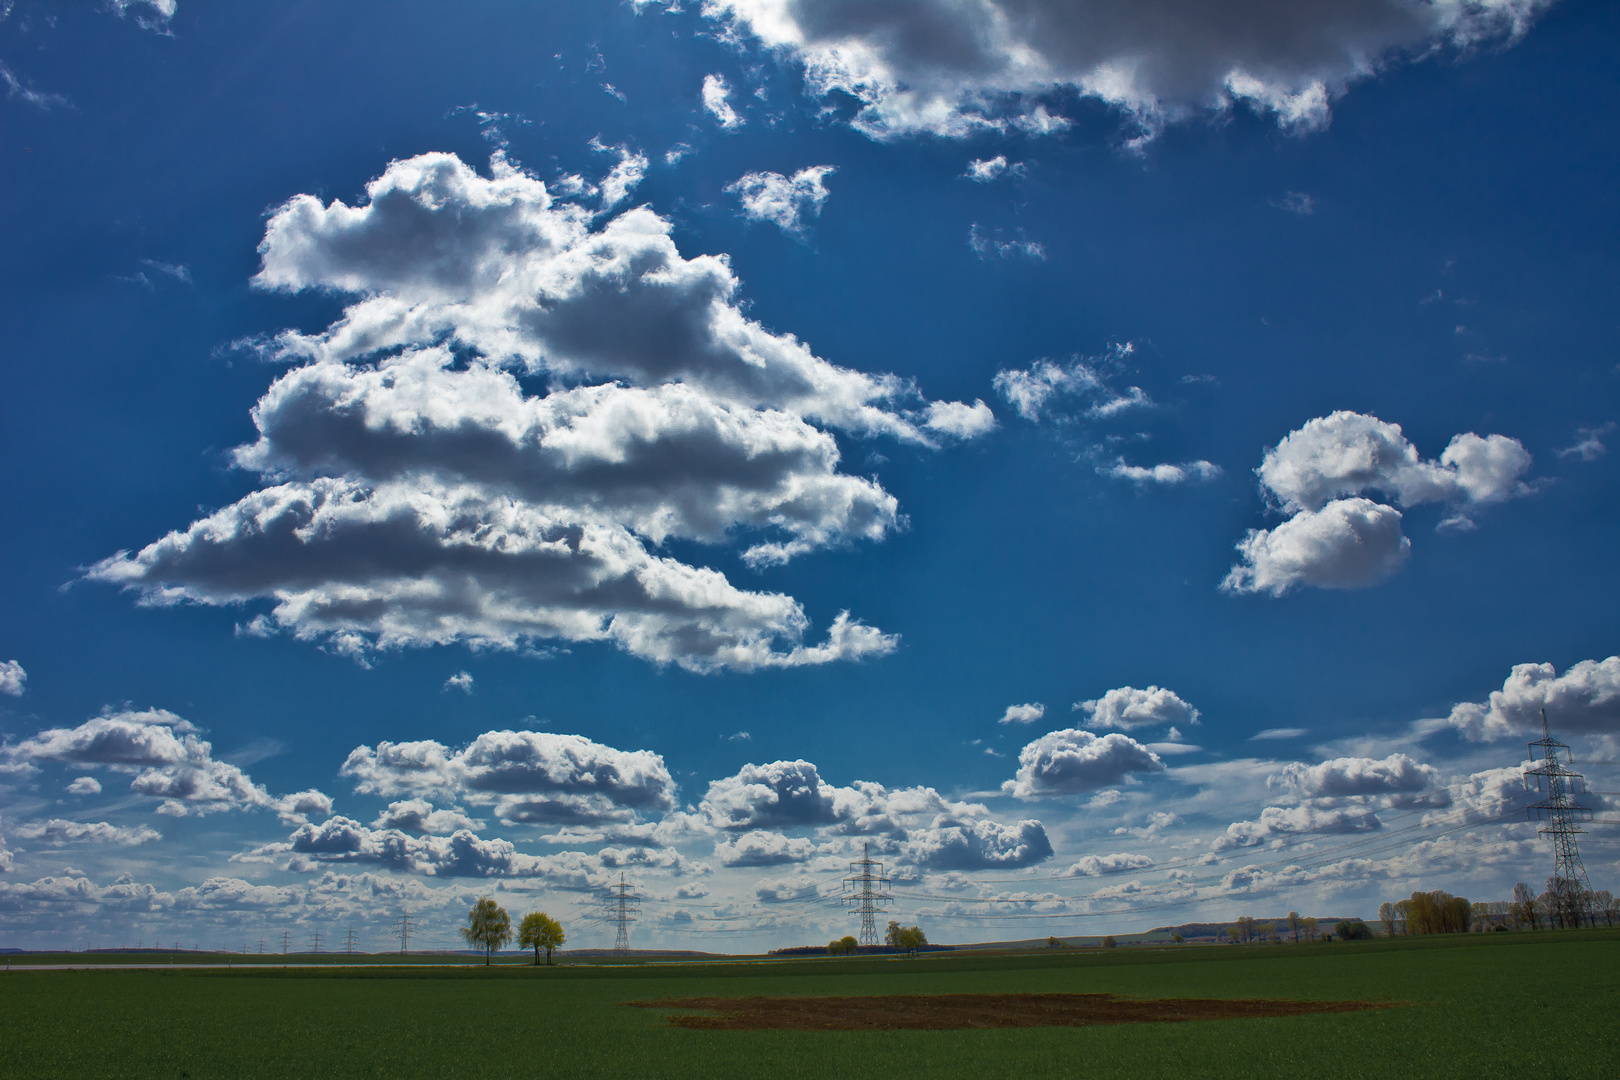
[[1302, 916, 1318, 942], [461, 897, 512, 965], [1101, 935, 1117, 949], [1045, 935, 1064, 948], [1378, 902, 1396, 936], [517, 911, 565, 965], [1287, 911, 1301, 943]]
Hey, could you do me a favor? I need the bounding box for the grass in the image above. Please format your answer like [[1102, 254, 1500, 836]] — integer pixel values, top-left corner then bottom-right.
[[0, 929, 1615, 1079]]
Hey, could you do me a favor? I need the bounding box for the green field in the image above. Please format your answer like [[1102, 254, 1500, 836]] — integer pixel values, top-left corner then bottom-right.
[[1, 930, 1615, 1079]]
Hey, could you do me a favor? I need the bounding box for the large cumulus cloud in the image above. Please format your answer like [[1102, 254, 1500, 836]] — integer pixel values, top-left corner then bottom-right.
[[89, 151, 989, 671], [703, 0, 1553, 141], [1445, 656, 1620, 741], [1224, 411, 1531, 596], [341, 729, 676, 827]]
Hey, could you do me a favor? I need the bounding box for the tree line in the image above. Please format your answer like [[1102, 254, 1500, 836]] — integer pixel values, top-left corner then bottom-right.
[[1378, 879, 1618, 935]]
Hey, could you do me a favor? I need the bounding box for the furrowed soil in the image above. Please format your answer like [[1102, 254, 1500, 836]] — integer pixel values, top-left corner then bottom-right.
[[0, 929, 1615, 1079], [630, 991, 1395, 1029]]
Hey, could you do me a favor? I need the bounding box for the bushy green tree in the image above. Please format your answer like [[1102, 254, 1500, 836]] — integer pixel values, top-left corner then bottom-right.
[[1335, 919, 1373, 941], [461, 897, 512, 965], [826, 935, 859, 956], [885, 921, 927, 955], [1101, 935, 1117, 949], [517, 911, 565, 965]]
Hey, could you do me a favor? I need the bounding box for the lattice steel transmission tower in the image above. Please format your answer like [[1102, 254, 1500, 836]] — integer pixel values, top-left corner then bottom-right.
[[397, 912, 414, 955], [607, 874, 639, 955], [843, 842, 892, 947], [1525, 709, 1594, 928], [343, 927, 358, 955], [280, 930, 292, 954], [310, 928, 324, 954]]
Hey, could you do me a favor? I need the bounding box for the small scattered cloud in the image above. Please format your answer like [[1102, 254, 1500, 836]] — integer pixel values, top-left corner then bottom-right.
[[443, 671, 474, 694], [999, 703, 1045, 726], [1103, 459, 1220, 486], [725, 166, 834, 235], [66, 776, 102, 795], [1272, 191, 1314, 215], [962, 156, 1024, 183], [993, 346, 1147, 423], [724, 731, 752, 742], [1556, 422, 1615, 462], [968, 223, 1044, 261], [0, 660, 25, 697], [702, 73, 744, 130], [0, 62, 72, 111], [1250, 727, 1307, 741]]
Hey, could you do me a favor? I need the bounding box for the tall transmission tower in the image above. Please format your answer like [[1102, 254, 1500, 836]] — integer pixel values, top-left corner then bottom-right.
[[607, 874, 639, 955], [1525, 709, 1595, 928], [343, 927, 358, 955], [310, 928, 324, 954], [843, 842, 893, 948], [280, 930, 292, 955], [397, 912, 414, 955], [257, 938, 266, 955]]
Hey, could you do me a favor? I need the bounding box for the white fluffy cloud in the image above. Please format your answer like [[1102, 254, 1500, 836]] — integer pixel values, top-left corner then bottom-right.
[[963, 156, 1023, 182], [3, 709, 325, 819], [1256, 411, 1531, 513], [66, 777, 102, 795], [1224, 497, 1410, 596], [904, 818, 1052, 870], [700, 759, 990, 839], [1214, 803, 1384, 850], [1104, 459, 1220, 486], [1445, 656, 1620, 741], [725, 165, 835, 235], [1059, 851, 1153, 877], [1225, 411, 1531, 596], [88, 152, 987, 671], [341, 729, 676, 827], [371, 799, 485, 835], [703, 0, 1552, 141], [1276, 753, 1441, 799], [12, 820, 162, 847], [999, 702, 1045, 725], [1003, 729, 1164, 798], [242, 816, 697, 884], [1075, 686, 1198, 731], [713, 829, 819, 867], [702, 72, 745, 129], [0, 660, 25, 696]]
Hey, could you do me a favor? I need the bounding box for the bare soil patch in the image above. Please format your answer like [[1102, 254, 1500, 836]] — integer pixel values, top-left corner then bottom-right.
[[628, 992, 1396, 1031]]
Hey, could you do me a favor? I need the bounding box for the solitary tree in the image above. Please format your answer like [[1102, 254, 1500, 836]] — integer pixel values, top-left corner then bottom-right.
[[1286, 911, 1302, 943], [461, 897, 512, 965], [517, 911, 566, 965], [1101, 935, 1117, 949]]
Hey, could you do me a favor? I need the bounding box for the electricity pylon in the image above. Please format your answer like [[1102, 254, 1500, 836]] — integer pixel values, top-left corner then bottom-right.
[[343, 927, 358, 955], [1525, 709, 1594, 928], [843, 842, 892, 947], [397, 912, 414, 955], [608, 874, 639, 955]]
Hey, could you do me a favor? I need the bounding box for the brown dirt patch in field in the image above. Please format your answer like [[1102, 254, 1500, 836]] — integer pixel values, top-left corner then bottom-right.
[[627, 992, 1395, 1031]]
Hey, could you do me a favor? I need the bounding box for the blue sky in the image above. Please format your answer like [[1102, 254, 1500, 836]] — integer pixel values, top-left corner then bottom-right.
[[0, 0, 1616, 952]]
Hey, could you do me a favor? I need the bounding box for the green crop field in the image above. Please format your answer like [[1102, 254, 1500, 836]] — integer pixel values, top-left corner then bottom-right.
[[1, 930, 1615, 1079]]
